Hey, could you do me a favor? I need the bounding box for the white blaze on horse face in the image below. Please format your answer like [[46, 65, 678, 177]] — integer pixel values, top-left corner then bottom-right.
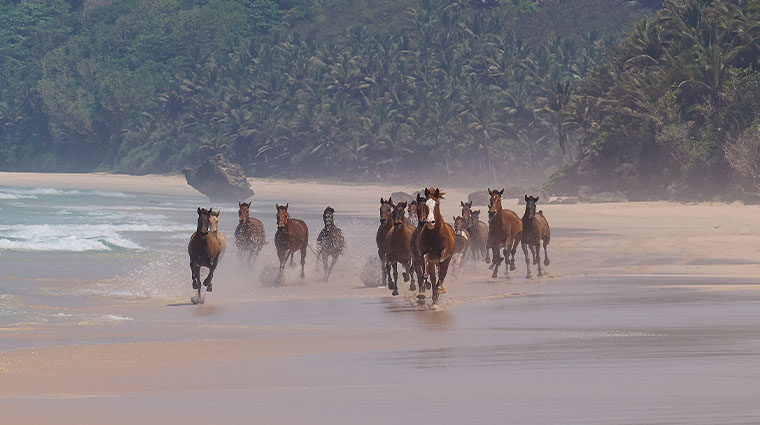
[[425, 198, 436, 224]]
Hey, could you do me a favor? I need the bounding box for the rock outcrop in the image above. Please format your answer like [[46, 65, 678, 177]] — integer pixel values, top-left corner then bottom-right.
[[182, 154, 254, 202]]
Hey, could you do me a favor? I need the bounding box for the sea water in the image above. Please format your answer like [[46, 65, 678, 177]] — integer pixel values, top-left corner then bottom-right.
[[0, 184, 377, 328]]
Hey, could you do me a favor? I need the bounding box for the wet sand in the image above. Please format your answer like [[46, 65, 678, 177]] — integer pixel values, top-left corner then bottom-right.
[[2, 172, 760, 424]]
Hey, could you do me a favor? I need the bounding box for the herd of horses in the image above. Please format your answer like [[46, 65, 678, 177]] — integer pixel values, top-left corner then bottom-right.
[[187, 187, 550, 307]]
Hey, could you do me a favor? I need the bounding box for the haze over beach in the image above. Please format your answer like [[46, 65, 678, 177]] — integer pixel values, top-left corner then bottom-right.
[[0, 172, 759, 424], [3, 0, 760, 423]]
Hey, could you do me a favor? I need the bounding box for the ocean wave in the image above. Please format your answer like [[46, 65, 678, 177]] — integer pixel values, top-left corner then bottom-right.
[[0, 224, 144, 252], [0, 187, 134, 199]]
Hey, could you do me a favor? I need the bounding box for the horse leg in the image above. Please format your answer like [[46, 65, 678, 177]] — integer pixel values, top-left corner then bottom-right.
[[508, 238, 518, 271], [391, 262, 399, 296], [299, 246, 306, 278], [543, 239, 550, 266], [428, 262, 439, 305], [438, 257, 451, 297], [535, 243, 543, 277], [321, 252, 329, 281], [327, 253, 339, 281], [289, 252, 295, 267], [203, 259, 217, 292], [491, 246, 502, 279], [522, 240, 532, 279], [190, 259, 201, 290]]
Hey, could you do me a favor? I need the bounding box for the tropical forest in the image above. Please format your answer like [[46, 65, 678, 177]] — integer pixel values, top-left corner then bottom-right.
[[1, 0, 759, 201]]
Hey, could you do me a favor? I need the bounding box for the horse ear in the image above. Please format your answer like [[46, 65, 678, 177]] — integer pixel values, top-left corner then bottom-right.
[[460, 201, 465, 207], [435, 188, 440, 198], [424, 188, 430, 197], [239, 202, 242, 207], [453, 216, 457, 221], [275, 203, 280, 209], [498, 189, 504, 196], [388, 197, 392, 205], [535, 196, 539, 202], [380, 197, 385, 204], [488, 188, 493, 195], [467, 201, 472, 207], [525, 194, 529, 202], [285, 203, 288, 210], [197, 207, 202, 215]]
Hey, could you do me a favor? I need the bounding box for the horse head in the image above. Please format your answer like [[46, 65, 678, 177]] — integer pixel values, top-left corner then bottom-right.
[[422, 188, 444, 229], [424, 187, 445, 200], [276, 203, 290, 229], [524, 195, 539, 220], [488, 188, 505, 220], [208, 209, 221, 233], [238, 202, 251, 223], [379, 197, 393, 225], [471, 209, 482, 229], [196, 207, 211, 235], [460, 200, 473, 223], [323, 206, 335, 226], [392, 201, 407, 228], [454, 216, 467, 237], [408, 201, 417, 219]]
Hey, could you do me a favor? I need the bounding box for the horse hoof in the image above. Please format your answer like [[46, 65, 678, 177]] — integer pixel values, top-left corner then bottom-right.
[[206, 284, 212, 292], [192, 281, 199, 290], [491, 272, 498, 279], [438, 285, 446, 295], [509, 264, 516, 271], [410, 283, 416, 291], [392, 289, 399, 296], [425, 282, 432, 290], [544, 260, 550, 266], [402, 272, 409, 282], [430, 303, 439, 311]]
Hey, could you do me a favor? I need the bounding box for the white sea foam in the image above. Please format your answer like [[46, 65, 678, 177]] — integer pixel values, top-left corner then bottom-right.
[[0, 187, 134, 199], [0, 224, 145, 251]]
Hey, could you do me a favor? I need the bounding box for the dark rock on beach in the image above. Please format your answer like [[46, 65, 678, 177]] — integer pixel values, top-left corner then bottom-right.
[[182, 154, 254, 202], [390, 191, 414, 203], [467, 190, 490, 206]]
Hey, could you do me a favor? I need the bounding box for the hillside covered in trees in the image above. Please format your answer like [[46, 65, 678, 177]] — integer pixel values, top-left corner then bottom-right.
[[5, 0, 759, 201]]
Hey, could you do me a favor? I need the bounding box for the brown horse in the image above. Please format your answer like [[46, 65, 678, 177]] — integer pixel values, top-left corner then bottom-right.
[[461, 201, 488, 262], [188, 208, 226, 301], [275, 203, 309, 278], [235, 202, 266, 264], [487, 188, 523, 279], [521, 195, 551, 278], [416, 188, 456, 306], [452, 216, 470, 274], [376, 197, 394, 288], [316, 206, 345, 281], [409, 193, 429, 293], [468, 209, 489, 262], [383, 201, 416, 296]]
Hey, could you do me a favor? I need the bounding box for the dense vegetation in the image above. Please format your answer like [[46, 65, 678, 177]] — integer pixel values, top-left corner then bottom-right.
[[552, 0, 760, 200], [0, 0, 655, 187]]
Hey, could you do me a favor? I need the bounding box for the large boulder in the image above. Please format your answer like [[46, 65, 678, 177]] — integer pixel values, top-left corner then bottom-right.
[[182, 154, 254, 202], [390, 191, 414, 203], [468, 190, 490, 206]]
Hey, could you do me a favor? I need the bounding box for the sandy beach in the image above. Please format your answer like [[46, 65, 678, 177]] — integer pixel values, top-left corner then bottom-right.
[[1, 172, 760, 424]]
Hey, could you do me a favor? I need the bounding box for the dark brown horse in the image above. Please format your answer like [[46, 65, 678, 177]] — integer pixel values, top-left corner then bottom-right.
[[376, 197, 394, 288], [188, 208, 226, 301], [235, 202, 266, 264], [383, 201, 416, 295], [521, 195, 551, 278], [316, 206, 345, 281], [486, 188, 523, 279], [275, 203, 309, 278], [416, 188, 456, 306], [469, 209, 489, 262], [409, 193, 428, 293], [461, 201, 488, 262], [452, 216, 470, 273]]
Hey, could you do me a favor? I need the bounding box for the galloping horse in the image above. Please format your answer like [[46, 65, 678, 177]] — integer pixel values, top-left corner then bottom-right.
[[275, 203, 309, 278], [188, 208, 226, 300], [486, 188, 523, 279], [416, 188, 456, 306], [452, 216, 470, 273], [409, 193, 428, 293], [469, 209, 489, 262], [235, 202, 266, 264], [376, 197, 394, 288], [521, 195, 551, 278], [461, 201, 488, 261], [383, 201, 415, 295], [316, 206, 345, 281]]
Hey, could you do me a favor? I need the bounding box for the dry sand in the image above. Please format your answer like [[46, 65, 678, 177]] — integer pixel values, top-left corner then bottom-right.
[[2, 172, 760, 424]]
